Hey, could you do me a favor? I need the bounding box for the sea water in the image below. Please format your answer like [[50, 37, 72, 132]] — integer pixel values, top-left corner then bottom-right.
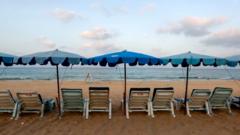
[[0, 65, 240, 81]]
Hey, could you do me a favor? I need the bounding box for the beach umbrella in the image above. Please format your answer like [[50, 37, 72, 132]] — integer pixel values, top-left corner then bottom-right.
[[17, 49, 87, 115], [0, 52, 18, 66], [160, 51, 226, 104], [87, 50, 161, 112], [226, 55, 240, 67]]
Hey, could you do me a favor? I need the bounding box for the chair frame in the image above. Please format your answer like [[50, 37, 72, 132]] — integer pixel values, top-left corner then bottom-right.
[[60, 88, 86, 117], [150, 87, 176, 118], [125, 88, 151, 119], [86, 87, 112, 119], [186, 89, 211, 117], [0, 90, 18, 119]]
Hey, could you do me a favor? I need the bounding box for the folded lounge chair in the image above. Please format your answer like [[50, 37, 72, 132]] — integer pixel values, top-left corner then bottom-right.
[[125, 88, 151, 119], [16, 92, 46, 119], [151, 87, 175, 118], [186, 89, 211, 117], [0, 90, 18, 119], [60, 88, 85, 117], [86, 87, 112, 119], [208, 87, 233, 114]]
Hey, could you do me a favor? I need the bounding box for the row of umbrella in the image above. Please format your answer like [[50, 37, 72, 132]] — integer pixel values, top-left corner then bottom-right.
[[1, 49, 240, 115]]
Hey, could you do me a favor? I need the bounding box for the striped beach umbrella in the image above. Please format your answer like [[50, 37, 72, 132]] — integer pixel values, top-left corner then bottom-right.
[[159, 51, 227, 104], [226, 55, 240, 67], [0, 52, 18, 66], [18, 49, 87, 115]]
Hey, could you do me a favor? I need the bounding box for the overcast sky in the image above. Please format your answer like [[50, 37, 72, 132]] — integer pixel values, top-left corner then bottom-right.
[[0, 0, 240, 57]]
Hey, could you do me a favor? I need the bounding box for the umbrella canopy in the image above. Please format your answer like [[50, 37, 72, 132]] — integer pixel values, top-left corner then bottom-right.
[[226, 55, 240, 67], [161, 51, 226, 67], [88, 50, 161, 66], [18, 49, 86, 66], [159, 51, 227, 105], [0, 52, 18, 66]]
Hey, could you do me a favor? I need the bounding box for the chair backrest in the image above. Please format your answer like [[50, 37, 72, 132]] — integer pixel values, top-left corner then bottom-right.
[[0, 90, 15, 109], [61, 88, 84, 109], [129, 88, 150, 109], [152, 87, 174, 107], [89, 87, 110, 109], [209, 87, 233, 106], [188, 89, 211, 107], [17, 92, 43, 109]]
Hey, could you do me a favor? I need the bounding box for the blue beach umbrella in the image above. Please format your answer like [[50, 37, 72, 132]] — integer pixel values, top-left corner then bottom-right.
[[88, 50, 161, 111], [226, 55, 240, 67], [0, 52, 18, 66], [160, 51, 226, 104], [18, 49, 87, 115]]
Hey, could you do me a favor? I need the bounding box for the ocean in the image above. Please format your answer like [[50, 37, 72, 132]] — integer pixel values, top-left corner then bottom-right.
[[0, 66, 240, 81]]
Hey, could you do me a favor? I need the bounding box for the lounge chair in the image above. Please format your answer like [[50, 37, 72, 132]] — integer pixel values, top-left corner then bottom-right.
[[125, 88, 151, 119], [151, 87, 175, 118], [16, 92, 46, 119], [208, 87, 233, 114], [86, 87, 112, 119], [60, 88, 86, 117], [0, 90, 18, 119], [186, 89, 211, 117]]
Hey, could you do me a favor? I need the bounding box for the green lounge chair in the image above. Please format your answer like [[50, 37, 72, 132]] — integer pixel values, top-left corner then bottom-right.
[[61, 88, 85, 117], [209, 87, 233, 114], [86, 87, 112, 119], [151, 87, 175, 118], [15, 92, 46, 119], [186, 89, 211, 117], [125, 88, 151, 119], [0, 90, 18, 119]]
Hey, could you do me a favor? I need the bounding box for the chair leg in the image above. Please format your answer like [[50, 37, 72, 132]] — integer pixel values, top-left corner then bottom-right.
[[171, 101, 176, 118], [11, 103, 18, 119], [126, 101, 129, 119], [186, 102, 191, 117], [205, 101, 211, 116], [147, 102, 151, 116], [86, 100, 89, 119], [40, 104, 44, 118], [226, 100, 232, 114], [83, 100, 86, 117], [150, 102, 155, 118], [15, 103, 21, 120], [109, 99, 112, 119]]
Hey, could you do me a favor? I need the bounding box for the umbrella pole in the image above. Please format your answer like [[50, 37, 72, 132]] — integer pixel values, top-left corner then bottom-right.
[[184, 65, 189, 105], [56, 65, 61, 116], [123, 63, 127, 114]]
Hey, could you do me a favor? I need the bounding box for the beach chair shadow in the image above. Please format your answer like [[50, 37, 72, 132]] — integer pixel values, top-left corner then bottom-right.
[[0, 90, 18, 119], [151, 87, 176, 118]]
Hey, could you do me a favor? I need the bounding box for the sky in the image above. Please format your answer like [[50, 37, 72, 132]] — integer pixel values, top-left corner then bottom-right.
[[0, 0, 240, 57]]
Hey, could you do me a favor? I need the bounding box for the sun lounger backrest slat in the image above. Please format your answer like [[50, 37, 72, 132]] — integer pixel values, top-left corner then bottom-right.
[[152, 88, 174, 107], [89, 87, 110, 109], [61, 88, 84, 109], [209, 87, 232, 106], [188, 89, 211, 107], [17, 92, 43, 109]]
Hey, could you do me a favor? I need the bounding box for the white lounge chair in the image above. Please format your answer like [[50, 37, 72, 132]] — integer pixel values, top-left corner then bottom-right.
[[125, 88, 151, 119], [61, 88, 85, 117], [151, 87, 175, 118], [0, 90, 18, 119], [86, 87, 112, 119], [186, 89, 211, 117], [16, 92, 46, 119], [208, 87, 233, 114]]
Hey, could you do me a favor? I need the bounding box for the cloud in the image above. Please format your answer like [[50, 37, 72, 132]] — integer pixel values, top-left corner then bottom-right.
[[202, 28, 240, 47], [36, 36, 56, 48], [52, 8, 84, 22], [140, 3, 156, 14], [80, 27, 116, 40], [157, 16, 227, 37]]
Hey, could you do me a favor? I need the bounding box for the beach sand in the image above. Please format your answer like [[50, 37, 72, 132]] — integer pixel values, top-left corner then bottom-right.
[[0, 80, 240, 135]]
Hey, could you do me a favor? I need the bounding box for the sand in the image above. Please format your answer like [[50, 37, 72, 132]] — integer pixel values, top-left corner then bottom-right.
[[0, 80, 240, 135]]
